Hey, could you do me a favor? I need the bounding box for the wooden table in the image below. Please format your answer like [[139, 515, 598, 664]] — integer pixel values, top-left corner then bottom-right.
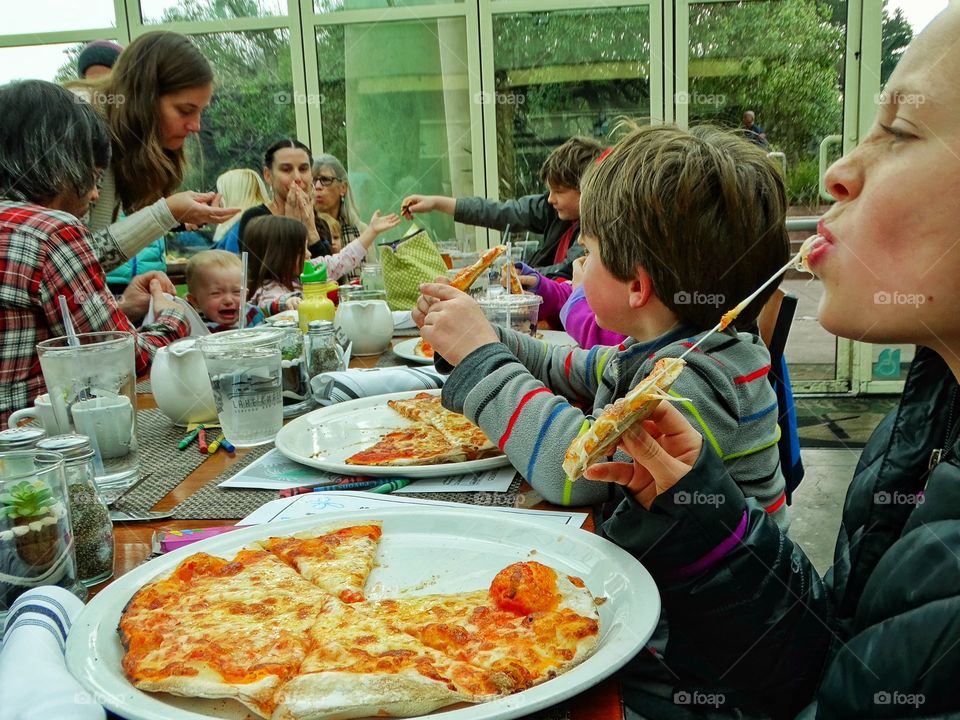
[[93, 340, 624, 719]]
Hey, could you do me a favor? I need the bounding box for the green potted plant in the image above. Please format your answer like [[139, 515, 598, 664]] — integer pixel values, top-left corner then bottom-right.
[[0, 479, 61, 567]]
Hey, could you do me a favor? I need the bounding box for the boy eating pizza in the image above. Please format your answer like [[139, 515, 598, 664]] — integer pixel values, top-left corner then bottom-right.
[[414, 123, 790, 530]]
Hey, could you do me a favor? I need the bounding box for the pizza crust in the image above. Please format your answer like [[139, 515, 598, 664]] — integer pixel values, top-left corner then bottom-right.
[[273, 671, 473, 720], [563, 358, 685, 479], [134, 670, 279, 719], [450, 245, 506, 292]]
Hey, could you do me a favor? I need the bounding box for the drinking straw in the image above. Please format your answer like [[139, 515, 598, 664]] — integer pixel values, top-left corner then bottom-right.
[[505, 242, 514, 295], [239, 251, 249, 330], [58, 295, 79, 347], [56, 295, 105, 475]]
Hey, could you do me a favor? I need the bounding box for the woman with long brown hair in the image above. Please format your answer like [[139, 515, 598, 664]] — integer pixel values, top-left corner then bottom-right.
[[70, 31, 237, 274]]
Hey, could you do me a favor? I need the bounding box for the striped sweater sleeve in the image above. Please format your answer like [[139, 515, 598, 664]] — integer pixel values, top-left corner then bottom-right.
[[441, 338, 614, 507]]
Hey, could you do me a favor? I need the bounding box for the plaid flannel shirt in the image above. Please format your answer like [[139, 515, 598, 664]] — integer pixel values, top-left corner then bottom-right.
[[0, 201, 188, 425]]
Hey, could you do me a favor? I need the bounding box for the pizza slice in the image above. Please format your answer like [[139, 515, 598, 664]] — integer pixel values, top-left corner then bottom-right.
[[563, 357, 686, 479], [388, 393, 499, 460], [345, 423, 467, 466], [253, 522, 382, 603], [272, 593, 515, 720], [450, 245, 506, 292], [119, 550, 332, 719], [413, 337, 434, 359], [500, 261, 525, 294], [362, 561, 600, 692]]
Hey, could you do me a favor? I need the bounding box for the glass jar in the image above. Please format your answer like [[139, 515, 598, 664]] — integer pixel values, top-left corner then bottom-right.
[[0, 427, 47, 452], [0, 450, 85, 622], [36, 435, 114, 586], [306, 320, 345, 380], [269, 321, 313, 417], [360, 263, 385, 293]]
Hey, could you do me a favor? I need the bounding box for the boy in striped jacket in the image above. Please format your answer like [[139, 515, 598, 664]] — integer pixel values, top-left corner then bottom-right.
[[415, 124, 791, 530]]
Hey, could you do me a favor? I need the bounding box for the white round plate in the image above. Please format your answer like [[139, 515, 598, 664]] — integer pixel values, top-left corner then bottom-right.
[[66, 507, 660, 720], [392, 337, 433, 364], [274, 389, 511, 478]]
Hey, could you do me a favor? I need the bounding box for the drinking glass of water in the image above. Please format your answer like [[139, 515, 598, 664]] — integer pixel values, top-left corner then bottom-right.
[[199, 328, 285, 447]]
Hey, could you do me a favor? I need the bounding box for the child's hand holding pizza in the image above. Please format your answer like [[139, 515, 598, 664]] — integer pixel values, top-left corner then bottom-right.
[[583, 401, 702, 509], [418, 282, 499, 366]]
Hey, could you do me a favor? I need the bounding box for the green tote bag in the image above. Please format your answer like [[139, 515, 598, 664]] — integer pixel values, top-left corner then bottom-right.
[[378, 229, 448, 311]]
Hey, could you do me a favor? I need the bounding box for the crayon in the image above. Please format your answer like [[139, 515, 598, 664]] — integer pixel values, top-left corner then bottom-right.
[[178, 424, 203, 450], [313, 479, 385, 492], [369, 478, 411, 494], [197, 427, 208, 454], [278, 476, 374, 498], [207, 433, 225, 454], [221, 438, 236, 453]]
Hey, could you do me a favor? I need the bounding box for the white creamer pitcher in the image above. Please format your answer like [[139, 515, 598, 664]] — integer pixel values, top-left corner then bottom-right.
[[150, 338, 219, 426], [334, 290, 394, 357]]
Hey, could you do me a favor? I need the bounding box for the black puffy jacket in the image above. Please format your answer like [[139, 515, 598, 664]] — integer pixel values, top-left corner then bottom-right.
[[604, 347, 960, 719]]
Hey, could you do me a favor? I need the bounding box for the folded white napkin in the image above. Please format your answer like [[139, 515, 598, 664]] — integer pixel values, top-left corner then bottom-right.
[[392, 311, 420, 337], [310, 366, 447, 406], [142, 293, 210, 336], [0, 587, 105, 719]]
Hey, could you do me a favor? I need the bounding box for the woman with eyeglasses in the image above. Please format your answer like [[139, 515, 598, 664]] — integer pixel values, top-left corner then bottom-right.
[[312, 154, 372, 262]]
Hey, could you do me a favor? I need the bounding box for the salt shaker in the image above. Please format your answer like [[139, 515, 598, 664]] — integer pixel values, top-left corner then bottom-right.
[[306, 320, 345, 379], [36, 435, 114, 586]]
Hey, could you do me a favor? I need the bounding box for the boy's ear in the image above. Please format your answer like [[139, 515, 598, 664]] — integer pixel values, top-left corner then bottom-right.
[[627, 267, 655, 309], [185, 292, 197, 306]]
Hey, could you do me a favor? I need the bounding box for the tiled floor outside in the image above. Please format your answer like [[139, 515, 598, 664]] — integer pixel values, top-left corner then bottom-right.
[[787, 447, 860, 574]]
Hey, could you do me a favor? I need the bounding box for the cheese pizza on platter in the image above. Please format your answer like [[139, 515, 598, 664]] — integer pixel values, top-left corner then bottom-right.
[[345, 392, 500, 467], [118, 521, 602, 720], [563, 358, 686, 480]]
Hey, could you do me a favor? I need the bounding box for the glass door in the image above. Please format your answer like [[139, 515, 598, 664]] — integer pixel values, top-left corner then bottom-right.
[[675, 0, 855, 393]]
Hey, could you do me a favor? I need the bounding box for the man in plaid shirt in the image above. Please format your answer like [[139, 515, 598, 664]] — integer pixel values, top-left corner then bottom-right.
[[0, 80, 188, 426]]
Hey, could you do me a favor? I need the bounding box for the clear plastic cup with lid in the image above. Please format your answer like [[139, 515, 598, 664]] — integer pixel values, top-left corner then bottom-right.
[[476, 294, 543, 337]]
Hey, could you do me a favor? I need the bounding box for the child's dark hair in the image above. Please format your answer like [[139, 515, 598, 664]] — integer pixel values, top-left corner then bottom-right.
[[243, 215, 308, 297], [539, 136, 604, 190], [579, 123, 789, 329]]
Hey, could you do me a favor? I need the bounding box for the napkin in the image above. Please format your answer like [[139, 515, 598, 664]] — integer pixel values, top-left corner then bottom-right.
[[0, 586, 105, 719], [142, 293, 210, 336], [392, 311, 420, 337], [310, 366, 447, 406]]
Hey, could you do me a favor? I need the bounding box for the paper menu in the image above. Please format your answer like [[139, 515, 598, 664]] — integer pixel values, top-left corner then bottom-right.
[[240, 490, 589, 528], [218, 448, 516, 493]]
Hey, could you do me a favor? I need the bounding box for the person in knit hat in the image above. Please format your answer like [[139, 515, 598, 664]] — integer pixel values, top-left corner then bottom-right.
[[77, 40, 123, 80]]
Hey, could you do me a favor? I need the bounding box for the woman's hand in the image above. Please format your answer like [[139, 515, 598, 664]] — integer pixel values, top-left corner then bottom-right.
[[584, 401, 703, 509], [166, 192, 239, 226], [417, 282, 498, 365]]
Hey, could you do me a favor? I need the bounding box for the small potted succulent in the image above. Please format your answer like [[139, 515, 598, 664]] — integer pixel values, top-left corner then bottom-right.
[[0, 479, 62, 567]]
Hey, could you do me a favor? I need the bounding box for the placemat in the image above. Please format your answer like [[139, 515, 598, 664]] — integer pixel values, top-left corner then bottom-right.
[[172, 443, 277, 520], [113, 408, 210, 513], [392, 473, 523, 504], [136, 378, 151, 393], [376, 348, 407, 368]]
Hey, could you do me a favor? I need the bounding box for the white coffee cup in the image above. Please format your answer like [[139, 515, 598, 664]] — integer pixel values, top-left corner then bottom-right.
[[70, 395, 135, 459], [7, 394, 70, 434]]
